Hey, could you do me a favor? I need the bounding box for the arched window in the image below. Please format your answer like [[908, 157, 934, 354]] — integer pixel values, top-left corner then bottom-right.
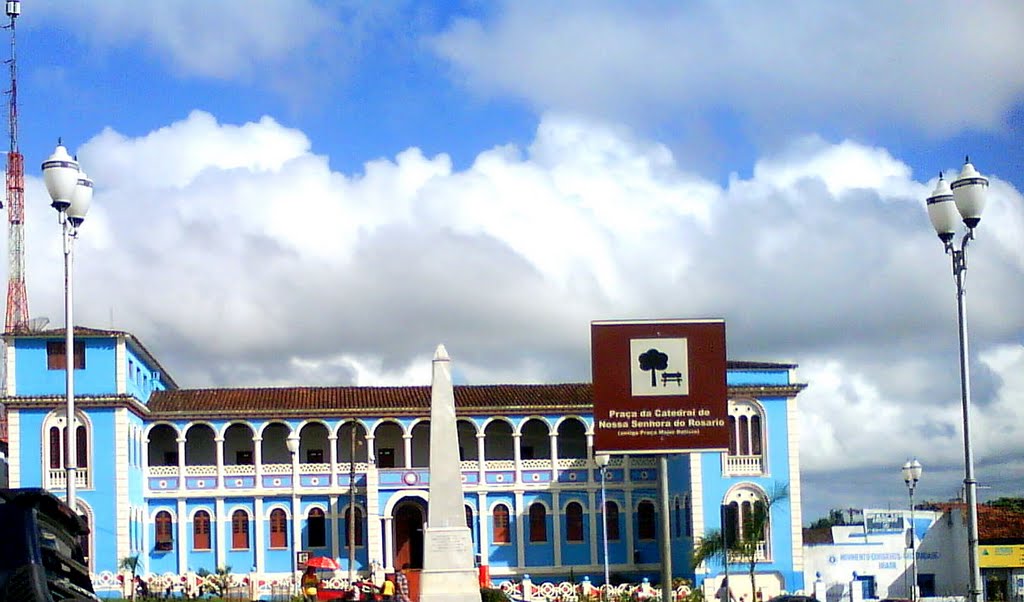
[[723, 487, 771, 560], [308, 507, 326, 547], [77, 425, 88, 469], [49, 427, 61, 468], [465, 506, 474, 531], [232, 510, 250, 549], [42, 412, 91, 489], [637, 501, 656, 540], [604, 501, 620, 541], [529, 502, 547, 543], [492, 505, 510, 544], [155, 511, 173, 551], [674, 497, 682, 538], [727, 400, 766, 474], [344, 507, 364, 547], [270, 509, 288, 548], [684, 494, 693, 537], [193, 510, 211, 550], [565, 502, 584, 542]]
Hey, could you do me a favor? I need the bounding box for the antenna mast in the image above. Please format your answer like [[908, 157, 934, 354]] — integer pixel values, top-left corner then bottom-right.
[[3, 0, 26, 333]]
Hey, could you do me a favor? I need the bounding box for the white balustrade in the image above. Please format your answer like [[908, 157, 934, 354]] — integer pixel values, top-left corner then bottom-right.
[[556, 458, 588, 468], [223, 464, 256, 475], [485, 460, 515, 470], [520, 459, 552, 470], [148, 465, 179, 477], [47, 468, 89, 490], [184, 465, 218, 476], [725, 454, 764, 475]]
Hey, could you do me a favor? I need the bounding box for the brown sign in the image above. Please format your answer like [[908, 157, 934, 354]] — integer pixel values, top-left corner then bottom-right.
[[591, 319, 728, 455]]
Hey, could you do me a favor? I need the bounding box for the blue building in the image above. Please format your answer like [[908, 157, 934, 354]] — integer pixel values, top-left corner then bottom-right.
[[2, 327, 806, 599]]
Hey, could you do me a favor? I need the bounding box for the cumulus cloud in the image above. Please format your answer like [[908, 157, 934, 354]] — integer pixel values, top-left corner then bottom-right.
[[430, 1, 1024, 136], [15, 111, 1024, 516]]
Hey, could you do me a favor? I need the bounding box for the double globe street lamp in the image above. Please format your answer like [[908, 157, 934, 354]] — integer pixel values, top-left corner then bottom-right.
[[924, 157, 988, 602], [901, 459, 923, 602], [41, 140, 93, 512]]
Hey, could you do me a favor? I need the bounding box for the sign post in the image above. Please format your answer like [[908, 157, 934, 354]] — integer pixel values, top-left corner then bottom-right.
[[592, 319, 728, 602]]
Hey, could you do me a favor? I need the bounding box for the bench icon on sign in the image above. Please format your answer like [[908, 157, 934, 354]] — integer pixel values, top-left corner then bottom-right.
[[661, 372, 683, 386]]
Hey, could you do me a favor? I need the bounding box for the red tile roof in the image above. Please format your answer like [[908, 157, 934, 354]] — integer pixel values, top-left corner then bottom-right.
[[147, 380, 805, 419], [148, 383, 596, 418], [929, 502, 1024, 541]]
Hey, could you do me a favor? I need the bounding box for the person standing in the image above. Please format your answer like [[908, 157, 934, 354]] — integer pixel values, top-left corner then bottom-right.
[[302, 566, 320, 602], [717, 577, 737, 602], [381, 575, 396, 602], [394, 566, 410, 602]]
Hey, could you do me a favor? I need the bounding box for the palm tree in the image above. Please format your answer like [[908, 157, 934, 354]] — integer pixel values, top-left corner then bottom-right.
[[691, 483, 789, 599], [119, 554, 141, 601]]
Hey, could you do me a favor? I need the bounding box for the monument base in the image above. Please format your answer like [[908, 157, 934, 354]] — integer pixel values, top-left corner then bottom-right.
[[420, 526, 479, 602]]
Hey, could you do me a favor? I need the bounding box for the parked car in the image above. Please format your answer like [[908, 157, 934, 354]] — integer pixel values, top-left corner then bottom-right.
[[0, 488, 100, 601], [768, 596, 819, 602]]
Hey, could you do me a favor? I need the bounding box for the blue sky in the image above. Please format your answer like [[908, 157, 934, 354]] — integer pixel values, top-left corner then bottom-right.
[[7, 1, 1024, 520]]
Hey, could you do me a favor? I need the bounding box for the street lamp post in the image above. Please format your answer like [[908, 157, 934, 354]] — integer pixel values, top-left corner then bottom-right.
[[41, 141, 92, 512], [902, 459, 923, 602], [925, 157, 988, 602], [595, 453, 611, 600], [349, 422, 357, 585], [286, 436, 299, 592]]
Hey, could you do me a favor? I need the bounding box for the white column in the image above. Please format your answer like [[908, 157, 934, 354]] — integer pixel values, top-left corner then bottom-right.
[[214, 436, 225, 489], [253, 437, 263, 488], [215, 497, 226, 569], [477, 492, 489, 565], [291, 494, 302, 569], [142, 437, 150, 484], [514, 490, 525, 568], [403, 434, 412, 469], [177, 437, 186, 490], [552, 490, 562, 567], [383, 516, 395, 571], [513, 434, 522, 484], [549, 433, 559, 482], [476, 433, 486, 484], [365, 435, 376, 466], [330, 495, 340, 562], [176, 498, 187, 574], [585, 433, 593, 459], [254, 497, 265, 573], [329, 434, 338, 486]]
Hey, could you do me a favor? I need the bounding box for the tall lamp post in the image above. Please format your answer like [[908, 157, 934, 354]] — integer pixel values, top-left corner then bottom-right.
[[902, 459, 923, 602], [924, 157, 988, 602], [41, 141, 92, 512], [595, 453, 611, 600], [286, 436, 299, 589]]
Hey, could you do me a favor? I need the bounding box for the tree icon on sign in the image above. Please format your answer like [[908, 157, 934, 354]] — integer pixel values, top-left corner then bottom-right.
[[638, 348, 669, 387]]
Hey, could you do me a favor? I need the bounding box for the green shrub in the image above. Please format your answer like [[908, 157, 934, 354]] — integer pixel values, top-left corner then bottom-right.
[[481, 586, 512, 602]]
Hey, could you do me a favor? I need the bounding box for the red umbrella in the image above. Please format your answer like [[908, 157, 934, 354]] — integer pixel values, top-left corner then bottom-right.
[[306, 556, 340, 570]]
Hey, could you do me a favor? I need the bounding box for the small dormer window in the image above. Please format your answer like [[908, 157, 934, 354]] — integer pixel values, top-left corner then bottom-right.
[[47, 341, 85, 370]]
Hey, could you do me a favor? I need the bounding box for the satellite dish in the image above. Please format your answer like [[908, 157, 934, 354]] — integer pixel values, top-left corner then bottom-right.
[[26, 317, 50, 332]]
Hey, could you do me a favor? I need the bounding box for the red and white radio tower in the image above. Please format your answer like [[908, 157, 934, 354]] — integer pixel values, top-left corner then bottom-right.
[[3, 0, 25, 333]]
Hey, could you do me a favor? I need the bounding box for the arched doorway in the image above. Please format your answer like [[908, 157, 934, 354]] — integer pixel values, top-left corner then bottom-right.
[[393, 499, 426, 570]]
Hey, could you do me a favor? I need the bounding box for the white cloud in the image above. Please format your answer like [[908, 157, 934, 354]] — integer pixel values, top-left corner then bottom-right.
[[13, 110, 1024, 508], [32, 0, 339, 79], [430, 1, 1024, 136]]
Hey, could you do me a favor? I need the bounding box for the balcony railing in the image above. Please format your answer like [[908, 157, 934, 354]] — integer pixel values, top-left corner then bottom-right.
[[47, 468, 90, 490], [725, 454, 764, 475], [726, 540, 770, 563]]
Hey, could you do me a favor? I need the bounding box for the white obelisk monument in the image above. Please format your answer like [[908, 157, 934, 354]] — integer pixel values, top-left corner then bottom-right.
[[419, 345, 479, 601]]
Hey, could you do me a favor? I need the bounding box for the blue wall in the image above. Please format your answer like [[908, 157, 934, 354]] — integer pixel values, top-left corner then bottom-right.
[[15, 337, 117, 396]]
